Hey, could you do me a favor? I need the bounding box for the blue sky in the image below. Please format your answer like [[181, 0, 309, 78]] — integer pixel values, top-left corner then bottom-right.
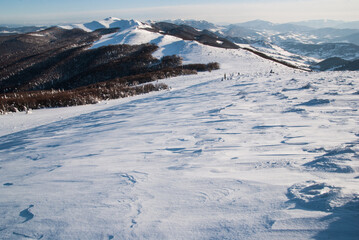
[[0, 0, 358, 25]]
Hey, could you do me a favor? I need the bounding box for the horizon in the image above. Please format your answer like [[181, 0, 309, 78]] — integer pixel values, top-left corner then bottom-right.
[[1, 17, 359, 28], [0, 0, 358, 25]]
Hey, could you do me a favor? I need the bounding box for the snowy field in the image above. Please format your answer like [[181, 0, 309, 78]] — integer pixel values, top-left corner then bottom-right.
[[1, 23, 359, 239]]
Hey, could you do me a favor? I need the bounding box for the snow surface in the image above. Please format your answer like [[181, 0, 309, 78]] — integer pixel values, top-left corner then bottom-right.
[[27, 33, 45, 37], [237, 42, 319, 70], [59, 18, 148, 33], [1, 21, 359, 239]]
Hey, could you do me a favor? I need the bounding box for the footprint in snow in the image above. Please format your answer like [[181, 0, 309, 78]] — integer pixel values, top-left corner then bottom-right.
[[19, 205, 34, 223], [120, 173, 136, 184], [287, 181, 341, 211], [26, 154, 43, 161]]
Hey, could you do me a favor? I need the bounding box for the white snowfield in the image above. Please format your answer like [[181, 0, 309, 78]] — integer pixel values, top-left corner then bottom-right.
[[1, 19, 359, 239], [59, 17, 146, 33]]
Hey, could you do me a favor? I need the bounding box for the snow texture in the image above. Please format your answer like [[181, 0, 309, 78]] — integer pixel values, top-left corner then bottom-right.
[[1, 21, 359, 239]]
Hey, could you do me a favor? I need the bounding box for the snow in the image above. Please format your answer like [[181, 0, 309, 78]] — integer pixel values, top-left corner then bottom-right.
[[237, 42, 319, 69], [27, 33, 45, 37], [1, 20, 359, 239], [90, 27, 162, 49], [59, 18, 148, 33], [0, 30, 17, 34]]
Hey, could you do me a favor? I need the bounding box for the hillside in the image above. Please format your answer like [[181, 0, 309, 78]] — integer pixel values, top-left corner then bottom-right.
[[0, 22, 219, 113], [0, 17, 359, 239], [312, 57, 359, 71], [162, 19, 359, 64]]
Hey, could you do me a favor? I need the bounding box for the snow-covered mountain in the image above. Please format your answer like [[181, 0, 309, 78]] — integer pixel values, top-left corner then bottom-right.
[[1, 17, 359, 239], [270, 28, 359, 45], [160, 19, 359, 62], [60, 17, 147, 32], [163, 19, 220, 32], [235, 19, 313, 32], [0, 26, 45, 36], [59, 18, 313, 70], [60, 18, 359, 64], [277, 42, 359, 61], [237, 41, 319, 68]]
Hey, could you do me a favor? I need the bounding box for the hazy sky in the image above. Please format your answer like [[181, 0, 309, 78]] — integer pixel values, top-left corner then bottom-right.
[[0, 0, 358, 25]]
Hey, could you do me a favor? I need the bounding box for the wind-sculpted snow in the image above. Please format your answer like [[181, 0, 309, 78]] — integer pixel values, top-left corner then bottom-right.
[[0, 41, 359, 239]]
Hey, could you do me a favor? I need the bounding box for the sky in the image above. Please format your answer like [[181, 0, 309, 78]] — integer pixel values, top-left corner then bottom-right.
[[0, 0, 358, 25]]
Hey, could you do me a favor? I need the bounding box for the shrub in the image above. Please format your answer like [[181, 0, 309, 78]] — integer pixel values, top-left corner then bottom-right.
[[0, 83, 168, 114]]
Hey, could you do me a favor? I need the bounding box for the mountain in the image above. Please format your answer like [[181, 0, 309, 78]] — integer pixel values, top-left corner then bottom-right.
[[308, 28, 359, 42], [235, 19, 275, 30], [0, 27, 118, 92], [236, 20, 312, 32], [60, 17, 145, 32], [291, 20, 346, 29], [312, 57, 359, 71], [157, 19, 359, 63], [338, 32, 359, 45], [278, 42, 359, 60], [3, 16, 328, 114], [227, 19, 359, 45], [270, 28, 359, 45], [1, 17, 359, 240], [336, 21, 359, 29], [163, 19, 219, 31], [311, 57, 350, 71], [0, 26, 45, 36], [222, 24, 266, 40], [239, 41, 319, 69], [58, 18, 359, 70], [292, 20, 359, 29], [150, 22, 239, 49], [0, 21, 221, 112], [194, 19, 359, 62], [338, 59, 359, 70]]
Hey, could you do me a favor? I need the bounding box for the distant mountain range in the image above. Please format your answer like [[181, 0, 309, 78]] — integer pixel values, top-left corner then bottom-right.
[[59, 17, 145, 32], [290, 20, 359, 29], [0, 26, 45, 36], [234, 20, 313, 32], [2, 18, 358, 71], [163, 19, 219, 31], [163, 19, 359, 46], [162, 19, 359, 68], [234, 19, 359, 30]]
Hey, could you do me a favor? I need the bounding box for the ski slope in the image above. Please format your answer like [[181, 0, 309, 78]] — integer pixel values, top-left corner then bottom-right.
[[1, 20, 359, 239]]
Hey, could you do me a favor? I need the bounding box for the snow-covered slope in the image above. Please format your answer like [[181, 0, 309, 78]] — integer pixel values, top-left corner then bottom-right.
[[59, 17, 147, 32], [86, 19, 313, 70], [1, 18, 359, 240], [59, 17, 341, 68], [237, 41, 319, 69]]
